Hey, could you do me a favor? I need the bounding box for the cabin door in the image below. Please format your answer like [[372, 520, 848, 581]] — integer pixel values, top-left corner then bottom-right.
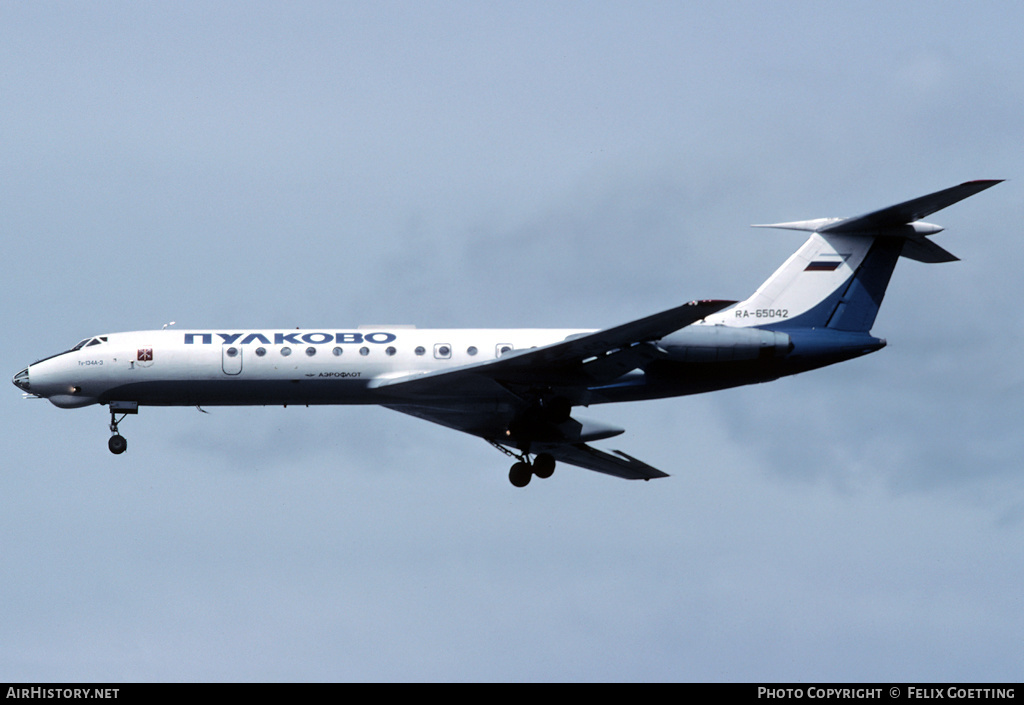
[[222, 345, 242, 375]]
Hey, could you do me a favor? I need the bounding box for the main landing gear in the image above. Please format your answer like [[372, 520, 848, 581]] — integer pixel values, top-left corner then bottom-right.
[[107, 401, 138, 455], [500, 450, 557, 488], [508, 452, 556, 487], [494, 395, 572, 487]]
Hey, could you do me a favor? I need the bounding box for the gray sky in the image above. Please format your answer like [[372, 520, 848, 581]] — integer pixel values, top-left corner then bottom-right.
[[2, 1, 1022, 682]]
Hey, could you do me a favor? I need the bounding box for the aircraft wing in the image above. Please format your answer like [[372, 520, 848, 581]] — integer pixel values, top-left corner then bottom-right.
[[383, 401, 669, 480], [374, 299, 733, 481], [534, 443, 669, 480]]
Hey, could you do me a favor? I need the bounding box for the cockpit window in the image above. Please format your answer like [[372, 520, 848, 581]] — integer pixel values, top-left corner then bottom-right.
[[71, 336, 108, 350], [31, 335, 107, 366]]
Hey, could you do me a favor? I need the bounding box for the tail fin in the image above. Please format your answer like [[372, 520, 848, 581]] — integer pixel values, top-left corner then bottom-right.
[[706, 181, 1002, 332]]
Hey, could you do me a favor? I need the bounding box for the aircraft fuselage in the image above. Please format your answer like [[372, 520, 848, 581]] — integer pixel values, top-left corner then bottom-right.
[[17, 323, 880, 410]]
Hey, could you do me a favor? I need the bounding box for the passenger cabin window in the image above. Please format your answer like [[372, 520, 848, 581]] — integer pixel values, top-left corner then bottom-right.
[[434, 344, 451, 359], [496, 344, 513, 357]]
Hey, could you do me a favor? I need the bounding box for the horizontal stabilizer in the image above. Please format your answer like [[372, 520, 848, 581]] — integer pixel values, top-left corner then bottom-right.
[[752, 180, 1003, 264], [821, 180, 1003, 233], [752, 218, 842, 232], [900, 236, 959, 263], [754, 180, 1002, 235]]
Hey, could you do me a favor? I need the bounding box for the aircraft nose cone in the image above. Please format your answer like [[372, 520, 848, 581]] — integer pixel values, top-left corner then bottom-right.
[[13, 367, 30, 392]]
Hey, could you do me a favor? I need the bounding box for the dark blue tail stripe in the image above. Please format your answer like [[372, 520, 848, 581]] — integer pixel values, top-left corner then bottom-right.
[[761, 238, 903, 333], [825, 239, 903, 332]]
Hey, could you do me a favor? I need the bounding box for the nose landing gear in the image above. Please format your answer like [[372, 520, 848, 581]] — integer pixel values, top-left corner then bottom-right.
[[107, 401, 138, 455]]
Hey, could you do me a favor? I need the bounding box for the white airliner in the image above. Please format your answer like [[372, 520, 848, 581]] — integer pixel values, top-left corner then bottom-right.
[[13, 181, 1001, 486]]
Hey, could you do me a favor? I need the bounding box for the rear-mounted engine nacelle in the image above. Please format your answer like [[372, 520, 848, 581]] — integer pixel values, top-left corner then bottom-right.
[[660, 326, 792, 363]]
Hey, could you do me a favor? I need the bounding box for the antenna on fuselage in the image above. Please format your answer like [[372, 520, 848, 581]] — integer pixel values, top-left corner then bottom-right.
[[162, 321, 176, 330]]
